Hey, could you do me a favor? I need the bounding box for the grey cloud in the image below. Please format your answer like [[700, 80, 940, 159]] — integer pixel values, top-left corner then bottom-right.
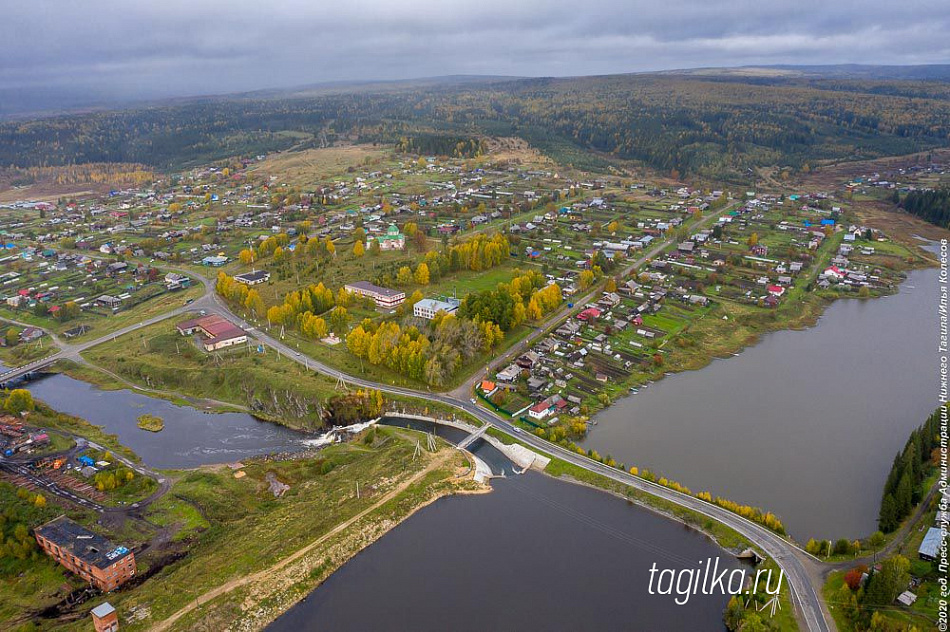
[[2, 0, 949, 107]]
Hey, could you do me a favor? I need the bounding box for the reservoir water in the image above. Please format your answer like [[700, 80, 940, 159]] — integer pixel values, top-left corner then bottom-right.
[[582, 260, 939, 540], [23, 371, 310, 469], [269, 436, 739, 632]]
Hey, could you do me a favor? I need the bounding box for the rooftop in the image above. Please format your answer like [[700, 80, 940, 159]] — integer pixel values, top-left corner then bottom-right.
[[345, 280, 403, 298], [90, 602, 116, 618], [178, 314, 245, 340], [234, 269, 269, 282], [415, 298, 459, 311], [35, 516, 132, 570], [919, 527, 943, 558]]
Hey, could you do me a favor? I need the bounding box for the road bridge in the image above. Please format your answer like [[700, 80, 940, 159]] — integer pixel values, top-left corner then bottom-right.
[[456, 424, 489, 450], [4, 210, 831, 632]]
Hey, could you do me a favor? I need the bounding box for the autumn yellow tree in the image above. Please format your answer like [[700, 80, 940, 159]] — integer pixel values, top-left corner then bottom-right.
[[579, 269, 595, 289], [526, 297, 543, 320], [396, 266, 413, 286], [353, 240, 365, 257], [413, 263, 429, 285], [245, 289, 266, 318]]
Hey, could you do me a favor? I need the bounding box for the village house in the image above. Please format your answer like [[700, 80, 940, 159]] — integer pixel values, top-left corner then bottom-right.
[[479, 380, 497, 397], [176, 314, 248, 351], [528, 394, 567, 420], [233, 270, 271, 285], [201, 255, 228, 267], [516, 350, 540, 370], [34, 516, 136, 592], [96, 295, 123, 310], [496, 363, 523, 383], [577, 307, 602, 322], [163, 272, 191, 290], [598, 292, 621, 308], [19, 326, 44, 343]]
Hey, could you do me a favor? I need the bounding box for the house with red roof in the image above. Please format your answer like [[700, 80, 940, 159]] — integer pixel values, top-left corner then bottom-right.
[[479, 380, 497, 397], [528, 401, 550, 420], [577, 307, 602, 322], [528, 395, 567, 421], [821, 265, 845, 281]]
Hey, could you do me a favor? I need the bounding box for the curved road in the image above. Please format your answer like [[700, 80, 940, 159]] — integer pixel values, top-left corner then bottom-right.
[[5, 213, 832, 631], [199, 281, 832, 632]]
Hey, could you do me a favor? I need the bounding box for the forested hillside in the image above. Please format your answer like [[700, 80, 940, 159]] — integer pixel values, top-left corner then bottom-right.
[[899, 188, 950, 228], [2, 73, 949, 178]]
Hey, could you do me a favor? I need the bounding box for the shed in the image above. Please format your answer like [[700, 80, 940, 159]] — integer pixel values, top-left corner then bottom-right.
[[919, 527, 943, 561]]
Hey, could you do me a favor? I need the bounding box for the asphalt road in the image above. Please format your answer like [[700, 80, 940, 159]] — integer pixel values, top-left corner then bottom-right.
[[0, 210, 833, 631], [228, 308, 831, 632], [449, 201, 741, 399]]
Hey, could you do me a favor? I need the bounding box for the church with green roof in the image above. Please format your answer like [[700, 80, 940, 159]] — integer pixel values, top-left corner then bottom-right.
[[367, 223, 406, 251]]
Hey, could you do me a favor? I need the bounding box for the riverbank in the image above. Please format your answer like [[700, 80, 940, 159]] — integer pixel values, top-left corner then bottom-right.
[[12, 423, 483, 632], [139, 429, 485, 632], [474, 426, 803, 630], [70, 319, 486, 433], [580, 229, 942, 544], [52, 359, 238, 413], [605, 216, 935, 402]]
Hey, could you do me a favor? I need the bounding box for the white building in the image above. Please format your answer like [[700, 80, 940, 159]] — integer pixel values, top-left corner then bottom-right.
[[344, 281, 405, 308], [413, 298, 459, 320]]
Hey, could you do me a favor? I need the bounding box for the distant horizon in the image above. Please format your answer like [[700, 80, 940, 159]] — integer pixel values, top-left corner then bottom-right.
[[4, 61, 950, 120], [4, 0, 949, 115]]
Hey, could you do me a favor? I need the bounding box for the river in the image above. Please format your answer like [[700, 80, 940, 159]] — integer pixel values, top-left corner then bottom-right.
[[269, 432, 741, 632], [581, 259, 939, 540], [22, 371, 311, 469], [17, 378, 747, 629]]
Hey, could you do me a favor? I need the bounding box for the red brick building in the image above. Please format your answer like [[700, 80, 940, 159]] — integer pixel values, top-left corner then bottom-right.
[[34, 516, 136, 592], [91, 602, 119, 631]]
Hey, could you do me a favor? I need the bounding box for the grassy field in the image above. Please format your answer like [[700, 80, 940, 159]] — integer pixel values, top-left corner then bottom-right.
[[80, 319, 340, 430], [48, 426, 478, 632], [0, 283, 203, 342], [248, 145, 392, 186], [0, 337, 56, 366]]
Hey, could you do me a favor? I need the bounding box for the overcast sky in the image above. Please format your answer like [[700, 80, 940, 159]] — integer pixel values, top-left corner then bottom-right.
[[3, 0, 950, 110]]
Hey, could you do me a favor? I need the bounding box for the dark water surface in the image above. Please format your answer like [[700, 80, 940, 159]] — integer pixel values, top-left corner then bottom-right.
[[269, 469, 738, 632], [582, 262, 939, 539], [24, 372, 310, 469]]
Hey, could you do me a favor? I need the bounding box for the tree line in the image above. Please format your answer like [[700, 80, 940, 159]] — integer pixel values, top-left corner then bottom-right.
[[877, 405, 941, 532], [4, 74, 949, 179], [897, 187, 950, 228]]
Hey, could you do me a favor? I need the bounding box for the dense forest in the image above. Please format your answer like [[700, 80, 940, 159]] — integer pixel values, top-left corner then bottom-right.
[[899, 187, 950, 228], [877, 405, 942, 532], [2, 73, 950, 178]]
